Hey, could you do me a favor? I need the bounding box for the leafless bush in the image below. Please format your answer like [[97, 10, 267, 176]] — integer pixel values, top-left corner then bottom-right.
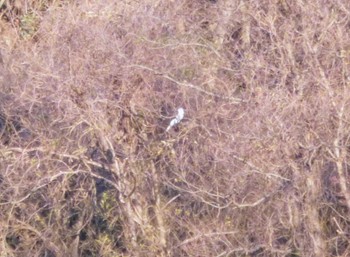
[[0, 0, 350, 256]]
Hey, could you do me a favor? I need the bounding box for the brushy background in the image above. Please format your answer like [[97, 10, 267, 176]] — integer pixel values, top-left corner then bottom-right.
[[1, 0, 350, 256]]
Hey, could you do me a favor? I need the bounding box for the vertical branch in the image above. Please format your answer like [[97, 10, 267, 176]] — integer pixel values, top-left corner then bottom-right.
[[318, 59, 350, 211], [305, 161, 325, 257], [333, 105, 350, 211], [214, 0, 235, 48], [96, 130, 139, 250], [150, 161, 167, 256]]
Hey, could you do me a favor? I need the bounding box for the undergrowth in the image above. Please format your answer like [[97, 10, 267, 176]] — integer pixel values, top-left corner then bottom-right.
[[0, 0, 350, 256]]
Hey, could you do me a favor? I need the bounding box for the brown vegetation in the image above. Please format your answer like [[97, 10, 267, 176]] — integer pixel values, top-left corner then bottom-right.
[[1, 0, 350, 256]]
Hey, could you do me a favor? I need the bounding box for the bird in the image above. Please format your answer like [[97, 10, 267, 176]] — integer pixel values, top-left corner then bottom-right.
[[166, 108, 184, 132]]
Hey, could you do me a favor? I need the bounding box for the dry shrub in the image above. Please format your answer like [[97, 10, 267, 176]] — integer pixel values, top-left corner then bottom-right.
[[0, 0, 350, 256]]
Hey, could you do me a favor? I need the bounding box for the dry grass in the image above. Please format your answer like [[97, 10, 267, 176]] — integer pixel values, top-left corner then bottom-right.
[[0, 0, 350, 256]]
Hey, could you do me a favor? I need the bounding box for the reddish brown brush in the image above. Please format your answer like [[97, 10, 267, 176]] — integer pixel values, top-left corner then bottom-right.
[[0, 0, 350, 256]]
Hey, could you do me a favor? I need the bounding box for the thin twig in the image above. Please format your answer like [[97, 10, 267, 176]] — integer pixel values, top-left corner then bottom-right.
[[125, 64, 244, 103]]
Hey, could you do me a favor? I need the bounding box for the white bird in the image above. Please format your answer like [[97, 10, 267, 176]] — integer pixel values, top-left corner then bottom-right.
[[166, 108, 184, 132]]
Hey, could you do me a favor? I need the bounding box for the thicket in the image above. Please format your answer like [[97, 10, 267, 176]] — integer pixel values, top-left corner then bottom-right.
[[0, 0, 350, 256]]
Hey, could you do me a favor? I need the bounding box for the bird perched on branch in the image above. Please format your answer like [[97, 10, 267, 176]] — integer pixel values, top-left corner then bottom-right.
[[166, 108, 184, 132]]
